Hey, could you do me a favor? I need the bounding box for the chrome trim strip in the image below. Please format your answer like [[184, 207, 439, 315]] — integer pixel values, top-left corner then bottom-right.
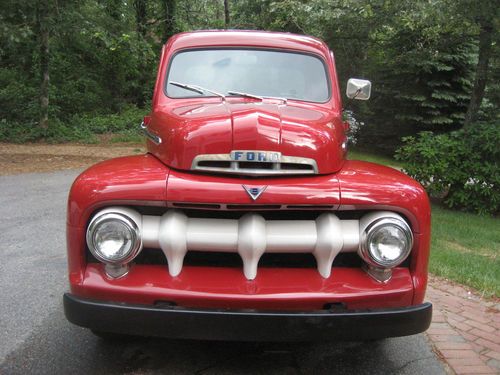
[[166, 202, 337, 210], [140, 122, 162, 145]]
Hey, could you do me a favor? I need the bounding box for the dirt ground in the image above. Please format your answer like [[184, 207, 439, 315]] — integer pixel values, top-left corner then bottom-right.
[[0, 142, 147, 175]]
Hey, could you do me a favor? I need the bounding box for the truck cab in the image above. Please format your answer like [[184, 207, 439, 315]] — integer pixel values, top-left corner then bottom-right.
[[64, 30, 432, 341]]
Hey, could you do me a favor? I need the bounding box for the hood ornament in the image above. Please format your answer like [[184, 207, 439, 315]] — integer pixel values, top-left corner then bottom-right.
[[242, 185, 267, 201]]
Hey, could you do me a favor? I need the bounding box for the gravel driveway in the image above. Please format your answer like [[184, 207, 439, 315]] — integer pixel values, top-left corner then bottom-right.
[[0, 170, 447, 375]]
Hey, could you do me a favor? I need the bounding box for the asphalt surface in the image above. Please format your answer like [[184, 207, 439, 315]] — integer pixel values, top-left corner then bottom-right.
[[0, 170, 447, 375]]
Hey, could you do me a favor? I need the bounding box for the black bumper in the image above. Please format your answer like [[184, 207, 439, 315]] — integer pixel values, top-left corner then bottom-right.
[[64, 294, 432, 341]]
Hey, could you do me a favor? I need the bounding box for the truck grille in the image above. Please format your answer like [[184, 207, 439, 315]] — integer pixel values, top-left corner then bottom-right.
[[86, 206, 413, 280], [88, 207, 363, 280]]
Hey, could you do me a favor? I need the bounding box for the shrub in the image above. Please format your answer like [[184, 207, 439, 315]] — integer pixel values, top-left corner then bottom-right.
[[70, 105, 145, 135], [395, 123, 499, 215], [0, 105, 145, 143], [0, 120, 46, 143]]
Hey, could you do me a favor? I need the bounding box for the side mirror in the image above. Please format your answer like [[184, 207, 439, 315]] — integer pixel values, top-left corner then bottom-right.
[[346, 78, 371, 100]]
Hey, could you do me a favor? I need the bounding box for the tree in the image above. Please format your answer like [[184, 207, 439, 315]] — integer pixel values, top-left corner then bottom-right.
[[224, 0, 230, 28], [162, 0, 176, 43], [134, 0, 148, 108], [462, 3, 498, 127], [37, 0, 50, 130], [102, 0, 126, 112]]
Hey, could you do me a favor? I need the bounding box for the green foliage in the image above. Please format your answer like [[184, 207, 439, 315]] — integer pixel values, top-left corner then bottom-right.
[[0, 0, 498, 161], [0, 118, 95, 144], [0, 0, 156, 142], [396, 123, 500, 215], [0, 68, 38, 123], [373, 35, 475, 130], [0, 105, 143, 143], [70, 106, 144, 134]]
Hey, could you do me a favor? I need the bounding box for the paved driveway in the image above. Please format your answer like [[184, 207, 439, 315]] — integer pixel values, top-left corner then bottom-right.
[[0, 170, 447, 375]]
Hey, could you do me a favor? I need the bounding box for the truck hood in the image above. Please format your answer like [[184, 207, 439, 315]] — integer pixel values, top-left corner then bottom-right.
[[147, 100, 345, 174]]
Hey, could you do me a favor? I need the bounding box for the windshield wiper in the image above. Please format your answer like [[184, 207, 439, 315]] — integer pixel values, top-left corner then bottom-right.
[[228, 91, 287, 104], [169, 81, 226, 101], [228, 91, 263, 101]]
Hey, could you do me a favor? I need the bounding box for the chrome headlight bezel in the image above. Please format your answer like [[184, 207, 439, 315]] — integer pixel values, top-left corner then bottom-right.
[[360, 217, 413, 269], [86, 211, 142, 265]]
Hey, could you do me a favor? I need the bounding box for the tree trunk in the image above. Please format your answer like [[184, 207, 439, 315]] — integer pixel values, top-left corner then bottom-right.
[[37, 0, 50, 130], [224, 0, 230, 28], [135, 0, 147, 37], [464, 19, 493, 127], [134, 0, 147, 108], [104, 0, 123, 112], [162, 0, 176, 43]]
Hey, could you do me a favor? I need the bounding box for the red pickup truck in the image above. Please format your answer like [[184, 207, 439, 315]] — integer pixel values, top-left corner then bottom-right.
[[64, 30, 432, 341]]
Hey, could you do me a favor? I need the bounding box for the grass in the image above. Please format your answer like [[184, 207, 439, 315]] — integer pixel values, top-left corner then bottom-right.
[[351, 148, 499, 298], [109, 132, 144, 143], [348, 149, 402, 168], [430, 206, 499, 298]]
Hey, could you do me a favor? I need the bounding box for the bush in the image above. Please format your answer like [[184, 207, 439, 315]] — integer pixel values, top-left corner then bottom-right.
[[395, 123, 500, 215], [0, 68, 39, 124], [0, 105, 145, 143], [70, 105, 145, 135]]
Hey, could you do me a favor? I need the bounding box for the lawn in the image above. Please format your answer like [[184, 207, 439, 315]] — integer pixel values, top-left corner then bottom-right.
[[349, 149, 500, 298], [430, 206, 499, 297], [348, 149, 403, 168]]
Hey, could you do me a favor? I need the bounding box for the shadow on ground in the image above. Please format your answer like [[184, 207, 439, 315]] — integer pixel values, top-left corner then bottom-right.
[[1, 308, 444, 375]]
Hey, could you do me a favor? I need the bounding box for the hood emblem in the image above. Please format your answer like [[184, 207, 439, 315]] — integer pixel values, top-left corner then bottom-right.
[[242, 185, 267, 201]]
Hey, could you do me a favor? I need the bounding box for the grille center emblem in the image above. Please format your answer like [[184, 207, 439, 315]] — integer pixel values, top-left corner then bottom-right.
[[242, 185, 267, 201]]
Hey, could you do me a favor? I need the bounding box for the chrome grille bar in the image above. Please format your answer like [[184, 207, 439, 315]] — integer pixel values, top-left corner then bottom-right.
[[97, 207, 360, 280], [191, 153, 318, 175], [143, 210, 359, 279]]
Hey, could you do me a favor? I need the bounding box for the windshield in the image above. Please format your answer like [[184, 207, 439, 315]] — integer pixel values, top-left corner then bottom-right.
[[165, 49, 330, 103]]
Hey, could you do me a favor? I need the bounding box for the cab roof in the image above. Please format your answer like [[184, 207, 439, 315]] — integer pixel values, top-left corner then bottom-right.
[[165, 30, 331, 58]]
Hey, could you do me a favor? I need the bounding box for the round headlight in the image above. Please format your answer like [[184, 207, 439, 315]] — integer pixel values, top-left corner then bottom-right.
[[86, 212, 141, 264], [360, 217, 413, 268]]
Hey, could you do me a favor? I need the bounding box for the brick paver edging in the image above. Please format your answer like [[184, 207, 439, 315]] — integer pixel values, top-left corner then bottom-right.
[[426, 275, 500, 374]]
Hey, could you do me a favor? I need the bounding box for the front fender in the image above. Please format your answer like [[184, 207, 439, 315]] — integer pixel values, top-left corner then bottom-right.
[[66, 153, 170, 286], [67, 153, 170, 227], [338, 160, 431, 304]]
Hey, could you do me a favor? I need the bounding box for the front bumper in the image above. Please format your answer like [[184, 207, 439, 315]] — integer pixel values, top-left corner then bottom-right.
[[64, 293, 432, 341]]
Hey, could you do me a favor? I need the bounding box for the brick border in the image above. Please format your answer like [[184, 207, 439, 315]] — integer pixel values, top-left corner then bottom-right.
[[426, 275, 500, 374]]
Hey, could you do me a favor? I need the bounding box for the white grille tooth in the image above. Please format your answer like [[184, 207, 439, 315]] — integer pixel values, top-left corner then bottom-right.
[[142, 215, 160, 248], [313, 213, 343, 278], [237, 213, 266, 280], [158, 210, 188, 277]]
